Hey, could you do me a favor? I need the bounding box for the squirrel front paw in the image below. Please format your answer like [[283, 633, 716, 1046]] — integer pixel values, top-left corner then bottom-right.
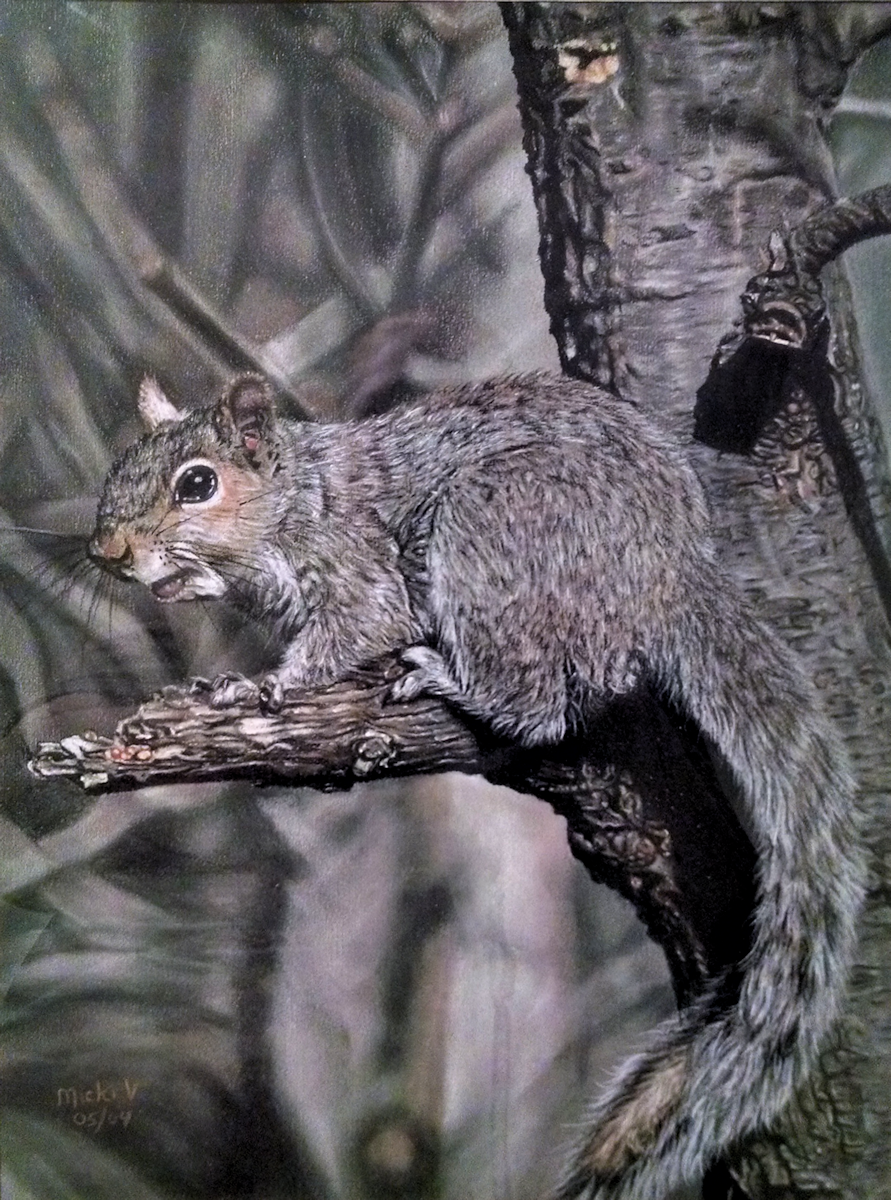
[[389, 645, 457, 704], [258, 672, 287, 713], [202, 672, 262, 708], [199, 667, 325, 713], [200, 671, 286, 712]]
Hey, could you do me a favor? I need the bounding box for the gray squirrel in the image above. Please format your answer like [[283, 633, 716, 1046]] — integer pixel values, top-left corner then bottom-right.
[[90, 370, 863, 1200]]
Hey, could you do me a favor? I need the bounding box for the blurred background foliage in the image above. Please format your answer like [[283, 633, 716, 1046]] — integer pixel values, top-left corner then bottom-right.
[[0, 5, 888, 1200], [830, 32, 891, 450]]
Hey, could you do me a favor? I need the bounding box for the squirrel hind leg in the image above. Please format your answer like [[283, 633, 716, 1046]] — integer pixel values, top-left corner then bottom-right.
[[390, 644, 568, 745]]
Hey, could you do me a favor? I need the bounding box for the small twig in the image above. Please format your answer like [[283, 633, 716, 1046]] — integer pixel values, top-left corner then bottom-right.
[[792, 184, 891, 276], [696, 186, 891, 430], [835, 97, 891, 121]]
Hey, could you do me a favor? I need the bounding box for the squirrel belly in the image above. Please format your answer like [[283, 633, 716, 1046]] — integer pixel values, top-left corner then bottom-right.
[[91, 371, 864, 1200]]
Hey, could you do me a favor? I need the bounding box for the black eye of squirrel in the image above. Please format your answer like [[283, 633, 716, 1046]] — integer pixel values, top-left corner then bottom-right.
[[173, 464, 218, 505]]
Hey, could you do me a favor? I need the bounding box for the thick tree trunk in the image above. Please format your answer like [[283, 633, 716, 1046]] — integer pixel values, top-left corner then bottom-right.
[[500, 3, 891, 1196]]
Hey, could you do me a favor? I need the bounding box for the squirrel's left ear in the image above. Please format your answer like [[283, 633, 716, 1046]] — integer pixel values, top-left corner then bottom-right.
[[216, 374, 275, 463], [138, 377, 184, 430]]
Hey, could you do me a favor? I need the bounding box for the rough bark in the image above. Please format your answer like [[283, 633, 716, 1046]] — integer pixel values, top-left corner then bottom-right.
[[500, 3, 891, 1197]]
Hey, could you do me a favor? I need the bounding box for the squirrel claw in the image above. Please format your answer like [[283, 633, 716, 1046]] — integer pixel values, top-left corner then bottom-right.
[[390, 645, 454, 704], [389, 672, 424, 703], [208, 672, 261, 708], [205, 671, 287, 711], [258, 673, 286, 713]]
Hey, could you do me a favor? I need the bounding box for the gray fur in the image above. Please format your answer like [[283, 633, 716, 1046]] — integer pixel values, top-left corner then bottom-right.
[[91, 371, 864, 1199]]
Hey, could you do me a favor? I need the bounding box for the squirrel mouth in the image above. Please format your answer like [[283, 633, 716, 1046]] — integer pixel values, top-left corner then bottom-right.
[[151, 570, 194, 601]]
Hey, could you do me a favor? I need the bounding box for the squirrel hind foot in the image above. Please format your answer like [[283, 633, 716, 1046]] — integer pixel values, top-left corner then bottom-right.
[[389, 645, 457, 704], [390, 646, 568, 747]]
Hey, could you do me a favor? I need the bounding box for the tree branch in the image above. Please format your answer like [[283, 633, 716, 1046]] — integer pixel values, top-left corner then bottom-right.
[[29, 662, 485, 794], [29, 657, 756, 1007]]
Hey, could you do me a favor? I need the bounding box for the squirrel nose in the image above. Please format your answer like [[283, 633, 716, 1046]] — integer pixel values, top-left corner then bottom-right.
[[89, 531, 134, 573]]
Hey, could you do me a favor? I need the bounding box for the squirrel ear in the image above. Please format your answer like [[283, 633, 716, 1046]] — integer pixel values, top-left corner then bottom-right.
[[138, 376, 184, 430], [217, 374, 275, 458]]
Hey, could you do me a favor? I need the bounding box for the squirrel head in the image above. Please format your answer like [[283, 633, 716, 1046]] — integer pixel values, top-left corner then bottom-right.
[[89, 374, 282, 602]]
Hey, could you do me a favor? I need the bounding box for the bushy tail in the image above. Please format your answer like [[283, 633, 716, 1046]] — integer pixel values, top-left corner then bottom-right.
[[557, 588, 864, 1200]]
